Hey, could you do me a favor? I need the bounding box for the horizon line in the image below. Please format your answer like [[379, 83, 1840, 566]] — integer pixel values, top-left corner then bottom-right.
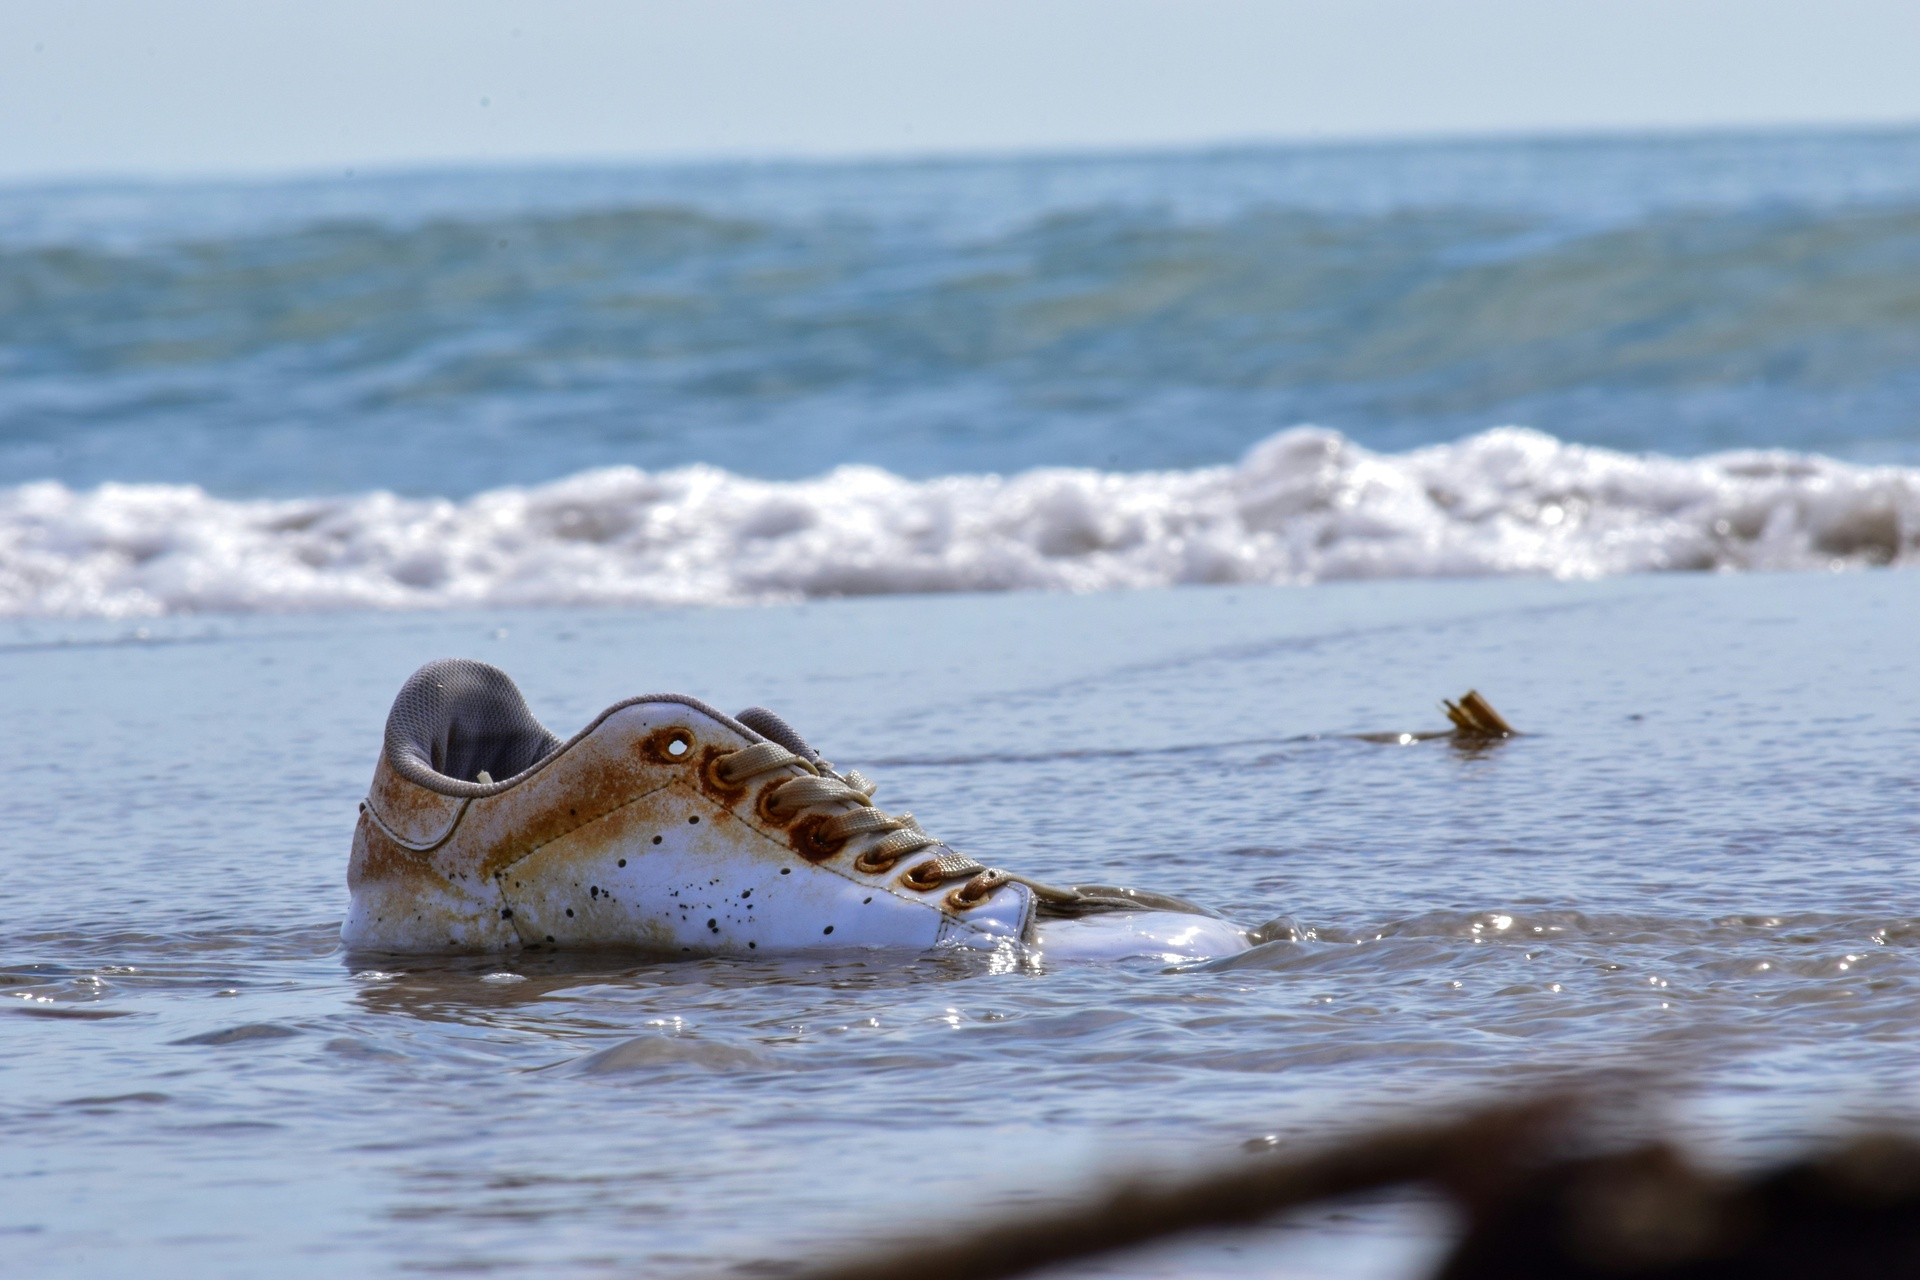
[[5, 116, 1919, 193]]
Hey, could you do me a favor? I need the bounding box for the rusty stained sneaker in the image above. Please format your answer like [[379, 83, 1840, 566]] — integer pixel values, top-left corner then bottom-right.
[[344, 658, 1252, 961]]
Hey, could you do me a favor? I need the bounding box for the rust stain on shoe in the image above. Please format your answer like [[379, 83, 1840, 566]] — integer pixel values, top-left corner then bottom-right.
[[754, 780, 797, 828], [637, 725, 695, 764], [695, 744, 751, 806], [463, 715, 695, 877], [788, 814, 848, 864], [900, 861, 944, 892], [365, 765, 466, 848], [345, 818, 518, 951], [350, 817, 430, 890]]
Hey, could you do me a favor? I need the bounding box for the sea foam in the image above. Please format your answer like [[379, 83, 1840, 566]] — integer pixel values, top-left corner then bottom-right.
[[2, 427, 1915, 617]]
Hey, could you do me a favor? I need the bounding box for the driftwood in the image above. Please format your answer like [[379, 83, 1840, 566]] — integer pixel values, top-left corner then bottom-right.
[[781, 1100, 1569, 1280], [1442, 690, 1516, 739], [1352, 689, 1518, 745], [1439, 1131, 1920, 1278], [775, 1098, 1920, 1280]]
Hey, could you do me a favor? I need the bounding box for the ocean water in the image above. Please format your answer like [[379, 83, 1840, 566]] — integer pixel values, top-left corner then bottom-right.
[[3, 130, 1920, 615], [5, 574, 1920, 1279], [4, 131, 1920, 1278]]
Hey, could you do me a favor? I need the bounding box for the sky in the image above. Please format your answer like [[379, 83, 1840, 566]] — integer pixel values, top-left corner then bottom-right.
[[4, 0, 1920, 182]]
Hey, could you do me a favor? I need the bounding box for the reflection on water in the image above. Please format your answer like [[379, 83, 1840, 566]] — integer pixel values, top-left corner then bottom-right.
[[344, 947, 1011, 1027]]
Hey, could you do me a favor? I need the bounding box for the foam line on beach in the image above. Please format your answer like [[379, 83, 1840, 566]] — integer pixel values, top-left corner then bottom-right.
[[2, 426, 1915, 617]]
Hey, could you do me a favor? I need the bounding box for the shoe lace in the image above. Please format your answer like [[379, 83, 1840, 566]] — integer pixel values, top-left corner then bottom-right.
[[714, 741, 1010, 906]]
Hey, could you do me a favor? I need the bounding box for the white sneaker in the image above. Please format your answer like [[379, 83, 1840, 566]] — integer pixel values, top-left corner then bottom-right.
[[345, 659, 1250, 962]]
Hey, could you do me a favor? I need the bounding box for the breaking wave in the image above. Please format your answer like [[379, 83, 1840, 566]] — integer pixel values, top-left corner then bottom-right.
[[2, 427, 1916, 617]]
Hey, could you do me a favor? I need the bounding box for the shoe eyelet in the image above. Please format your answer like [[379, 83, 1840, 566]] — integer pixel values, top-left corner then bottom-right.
[[900, 862, 944, 892], [702, 749, 750, 798], [643, 727, 696, 764], [755, 782, 796, 826], [945, 872, 1006, 910], [788, 815, 846, 864], [853, 849, 900, 875]]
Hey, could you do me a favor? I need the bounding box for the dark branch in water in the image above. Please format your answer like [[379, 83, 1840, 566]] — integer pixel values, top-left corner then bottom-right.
[[767, 1092, 1920, 1280], [781, 1099, 1570, 1280]]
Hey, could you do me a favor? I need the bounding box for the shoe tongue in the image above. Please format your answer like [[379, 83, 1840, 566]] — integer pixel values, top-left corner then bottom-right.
[[735, 706, 821, 765]]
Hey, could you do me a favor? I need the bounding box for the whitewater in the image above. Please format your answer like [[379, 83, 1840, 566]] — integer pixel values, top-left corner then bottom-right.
[[4, 425, 1914, 617]]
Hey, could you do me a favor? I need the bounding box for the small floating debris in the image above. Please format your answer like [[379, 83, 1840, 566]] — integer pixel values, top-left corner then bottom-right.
[[1352, 689, 1519, 746], [1441, 689, 1516, 739]]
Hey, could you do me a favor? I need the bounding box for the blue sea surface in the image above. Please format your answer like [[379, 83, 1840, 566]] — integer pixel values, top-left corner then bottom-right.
[[4, 128, 1920, 498], [5, 130, 1920, 619], [3, 132, 1920, 1278]]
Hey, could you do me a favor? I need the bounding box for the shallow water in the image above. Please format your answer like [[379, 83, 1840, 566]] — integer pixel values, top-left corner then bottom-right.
[[5, 570, 1919, 1276]]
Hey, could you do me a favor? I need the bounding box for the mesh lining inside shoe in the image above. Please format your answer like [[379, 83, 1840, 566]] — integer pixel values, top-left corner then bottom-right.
[[385, 659, 564, 793]]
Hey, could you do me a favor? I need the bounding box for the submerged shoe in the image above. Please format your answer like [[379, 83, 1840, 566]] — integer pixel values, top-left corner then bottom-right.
[[345, 659, 1251, 961]]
